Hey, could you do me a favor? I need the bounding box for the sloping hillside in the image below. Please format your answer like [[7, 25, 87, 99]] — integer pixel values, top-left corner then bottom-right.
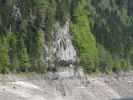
[[0, 0, 133, 73], [0, 71, 133, 100]]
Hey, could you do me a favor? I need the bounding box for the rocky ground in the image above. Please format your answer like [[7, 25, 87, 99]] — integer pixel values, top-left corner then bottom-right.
[[0, 71, 133, 100]]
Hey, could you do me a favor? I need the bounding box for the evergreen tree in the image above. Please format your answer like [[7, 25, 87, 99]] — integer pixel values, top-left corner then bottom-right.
[[33, 30, 46, 72], [0, 36, 9, 73], [17, 36, 31, 72], [71, 0, 98, 73]]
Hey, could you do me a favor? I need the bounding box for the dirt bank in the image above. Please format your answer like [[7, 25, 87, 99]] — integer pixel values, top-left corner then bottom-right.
[[0, 72, 133, 100]]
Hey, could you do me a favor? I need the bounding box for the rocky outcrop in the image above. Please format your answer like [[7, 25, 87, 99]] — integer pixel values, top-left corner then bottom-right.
[[43, 21, 77, 67], [53, 22, 76, 64]]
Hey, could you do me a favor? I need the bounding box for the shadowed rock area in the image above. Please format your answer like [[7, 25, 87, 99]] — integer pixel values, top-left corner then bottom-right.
[[112, 97, 133, 100]]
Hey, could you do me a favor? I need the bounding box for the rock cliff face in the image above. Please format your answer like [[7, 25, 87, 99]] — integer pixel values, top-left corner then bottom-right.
[[53, 22, 76, 64], [41, 21, 77, 67]]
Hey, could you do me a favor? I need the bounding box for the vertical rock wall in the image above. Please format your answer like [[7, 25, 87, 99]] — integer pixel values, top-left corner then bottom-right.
[[52, 21, 76, 64]]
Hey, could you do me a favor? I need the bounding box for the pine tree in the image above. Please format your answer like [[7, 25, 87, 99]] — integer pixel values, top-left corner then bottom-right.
[[8, 32, 19, 71], [17, 37, 31, 72], [33, 30, 46, 72], [0, 36, 9, 73], [71, 0, 98, 73]]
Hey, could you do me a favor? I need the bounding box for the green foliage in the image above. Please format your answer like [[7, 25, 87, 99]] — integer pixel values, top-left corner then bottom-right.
[[17, 37, 31, 72], [32, 30, 46, 72], [97, 44, 114, 73], [0, 0, 133, 73], [7, 32, 19, 71], [71, 0, 98, 73], [0, 36, 9, 73]]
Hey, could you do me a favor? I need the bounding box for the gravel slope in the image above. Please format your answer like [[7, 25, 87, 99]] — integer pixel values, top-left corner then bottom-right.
[[0, 72, 133, 100]]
